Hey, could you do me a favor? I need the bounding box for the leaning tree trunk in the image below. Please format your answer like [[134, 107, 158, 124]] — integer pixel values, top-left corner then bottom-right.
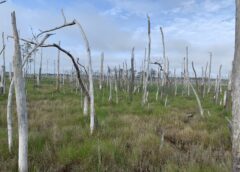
[[75, 20, 95, 134], [12, 11, 28, 172], [232, 1, 240, 171]]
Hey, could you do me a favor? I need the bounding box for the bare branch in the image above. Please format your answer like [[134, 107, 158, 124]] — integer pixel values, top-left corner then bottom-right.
[[77, 58, 88, 77], [0, 45, 5, 55], [36, 20, 75, 38], [150, 62, 163, 71], [0, 0, 6, 4], [22, 33, 53, 67]]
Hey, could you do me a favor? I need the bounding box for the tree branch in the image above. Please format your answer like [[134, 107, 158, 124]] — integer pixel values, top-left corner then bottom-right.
[[36, 20, 75, 38], [0, 45, 5, 55], [0, 0, 6, 4]]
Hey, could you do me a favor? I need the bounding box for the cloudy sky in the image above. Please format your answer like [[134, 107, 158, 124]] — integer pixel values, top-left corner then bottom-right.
[[0, 0, 235, 77]]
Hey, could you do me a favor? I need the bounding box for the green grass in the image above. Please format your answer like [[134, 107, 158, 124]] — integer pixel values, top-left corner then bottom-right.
[[0, 78, 232, 171]]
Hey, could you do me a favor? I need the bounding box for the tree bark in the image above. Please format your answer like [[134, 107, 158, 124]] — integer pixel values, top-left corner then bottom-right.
[[1, 32, 5, 94], [56, 41, 60, 91], [232, 1, 240, 171], [142, 15, 151, 106], [99, 52, 104, 90], [7, 79, 14, 153], [75, 20, 95, 134], [12, 11, 28, 172], [129, 47, 135, 101]]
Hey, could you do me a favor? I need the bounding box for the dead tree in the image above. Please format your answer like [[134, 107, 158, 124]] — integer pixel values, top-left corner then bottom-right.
[[215, 65, 222, 104], [232, 1, 240, 171], [108, 67, 112, 102], [207, 52, 212, 93], [99, 52, 104, 90], [142, 15, 151, 105], [37, 48, 43, 86], [186, 47, 190, 96], [1, 32, 6, 94], [12, 11, 28, 172], [129, 47, 135, 101], [114, 67, 119, 104], [75, 19, 95, 134], [160, 27, 167, 86], [192, 61, 199, 91], [56, 41, 61, 90]]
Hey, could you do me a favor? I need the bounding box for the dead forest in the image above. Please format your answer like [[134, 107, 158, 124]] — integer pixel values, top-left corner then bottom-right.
[[0, 0, 240, 172]]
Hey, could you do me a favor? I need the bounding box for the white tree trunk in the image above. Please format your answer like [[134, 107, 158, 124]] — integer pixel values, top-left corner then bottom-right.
[[7, 79, 14, 153], [2, 32, 6, 94], [232, 1, 240, 171], [75, 20, 95, 134], [99, 52, 104, 90], [142, 16, 151, 106], [12, 11, 28, 172], [83, 95, 88, 116], [56, 42, 61, 90]]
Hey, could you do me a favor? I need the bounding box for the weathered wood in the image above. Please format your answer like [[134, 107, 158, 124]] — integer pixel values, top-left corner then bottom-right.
[[232, 1, 240, 171], [12, 11, 28, 172], [142, 15, 151, 106], [129, 47, 135, 101], [75, 19, 95, 134]]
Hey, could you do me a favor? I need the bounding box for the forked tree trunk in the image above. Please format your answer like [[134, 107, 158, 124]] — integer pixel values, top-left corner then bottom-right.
[[232, 1, 240, 171], [12, 11, 28, 172]]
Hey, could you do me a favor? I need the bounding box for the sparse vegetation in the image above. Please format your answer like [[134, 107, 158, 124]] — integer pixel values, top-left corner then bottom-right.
[[0, 78, 231, 171]]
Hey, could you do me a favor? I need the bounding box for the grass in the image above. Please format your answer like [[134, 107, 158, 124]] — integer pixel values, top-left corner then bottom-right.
[[0, 78, 232, 171]]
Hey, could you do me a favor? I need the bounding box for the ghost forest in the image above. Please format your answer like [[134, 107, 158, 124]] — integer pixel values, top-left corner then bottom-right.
[[1, 0, 240, 172]]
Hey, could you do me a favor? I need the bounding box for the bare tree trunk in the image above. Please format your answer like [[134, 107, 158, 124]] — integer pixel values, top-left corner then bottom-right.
[[160, 27, 166, 86], [192, 61, 199, 91], [203, 62, 208, 98], [142, 15, 151, 106], [83, 95, 88, 116], [12, 11, 28, 172], [7, 79, 14, 153], [232, 1, 240, 171], [129, 47, 135, 101], [99, 52, 104, 90], [9, 62, 12, 81], [207, 52, 212, 94], [189, 80, 204, 117], [56, 41, 60, 91], [38, 48, 43, 86], [215, 65, 222, 104], [75, 20, 95, 134], [114, 67, 118, 104], [186, 47, 190, 96], [2, 32, 5, 94]]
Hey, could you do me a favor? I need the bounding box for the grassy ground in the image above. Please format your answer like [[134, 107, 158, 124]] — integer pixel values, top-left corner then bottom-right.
[[0, 78, 231, 171]]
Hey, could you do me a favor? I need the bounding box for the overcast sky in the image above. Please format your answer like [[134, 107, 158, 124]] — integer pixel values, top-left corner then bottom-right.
[[0, 0, 235, 77]]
